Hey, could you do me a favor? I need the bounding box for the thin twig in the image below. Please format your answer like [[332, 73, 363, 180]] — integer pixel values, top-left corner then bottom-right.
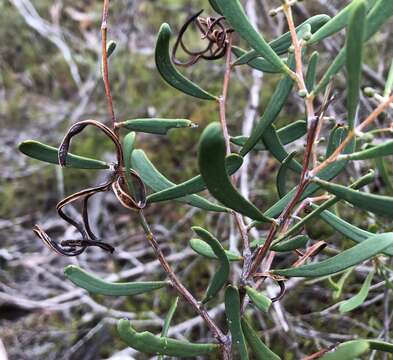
[[311, 93, 393, 176], [101, 0, 117, 133]]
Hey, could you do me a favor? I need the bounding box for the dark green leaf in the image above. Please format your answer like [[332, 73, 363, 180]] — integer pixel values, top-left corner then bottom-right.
[[314, 0, 393, 94], [240, 56, 295, 156], [147, 155, 243, 202], [233, 15, 330, 66], [158, 296, 179, 360], [308, 0, 375, 45], [117, 319, 219, 356], [346, 0, 367, 129], [384, 60, 393, 97], [231, 120, 306, 151], [215, 0, 288, 72], [241, 318, 281, 360], [192, 227, 230, 303], [276, 152, 299, 198], [155, 23, 217, 100], [245, 286, 272, 313], [117, 118, 196, 135], [18, 140, 109, 170], [199, 122, 272, 222], [208, 0, 223, 14], [190, 238, 242, 261], [339, 270, 374, 313], [306, 51, 319, 92], [232, 46, 282, 73], [225, 286, 249, 360], [161, 297, 178, 337], [263, 126, 354, 220], [262, 126, 302, 174], [277, 170, 375, 242], [376, 157, 393, 194], [320, 340, 370, 360], [271, 235, 309, 252], [64, 265, 168, 296], [314, 178, 393, 218], [273, 233, 393, 278], [131, 149, 228, 212], [340, 141, 393, 160]]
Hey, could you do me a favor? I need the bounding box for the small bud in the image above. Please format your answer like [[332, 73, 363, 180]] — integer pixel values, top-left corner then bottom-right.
[[364, 87, 376, 97], [288, 45, 295, 53], [303, 32, 312, 41], [269, 9, 277, 17], [298, 89, 307, 98], [107, 40, 117, 59]]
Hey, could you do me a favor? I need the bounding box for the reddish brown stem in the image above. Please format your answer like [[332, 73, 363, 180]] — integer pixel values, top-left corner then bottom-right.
[[101, 0, 117, 134]]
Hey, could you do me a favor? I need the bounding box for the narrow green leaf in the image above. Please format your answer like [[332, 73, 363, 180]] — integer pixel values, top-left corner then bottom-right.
[[346, 0, 367, 129], [232, 46, 282, 73], [384, 60, 393, 97], [233, 15, 330, 66], [208, 0, 223, 14], [263, 126, 354, 220], [320, 339, 393, 359], [368, 340, 393, 353], [240, 56, 295, 156], [117, 319, 219, 357], [333, 267, 354, 300], [270, 14, 330, 54], [215, 0, 288, 73], [241, 318, 280, 360], [147, 155, 243, 203], [376, 157, 393, 194], [161, 297, 178, 337], [271, 235, 309, 252], [308, 0, 376, 45], [315, 178, 393, 218], [117, 118, 196, 135], [276, 152, 298, 198], [190, 238, 242, 261], [306, 51, 319, 92], [225, 286, 249, 360], [158, 296, 179, 360], [339, 270, 374, 313], [155, 23, 217, 101], [232, 120, 306, 151], [313, 206, 393, 257], [262, 126, 302, 173], [192, 227, 230, 303], [278, 170, 375, 242], [18, 140, 109, 170], [340, 141, 393, 161], [64, 265, 168, 296], [314, 0, 393, 94], [273, 233, 393, 278], [320, 340, 370, 360], [245, 286, 272, 313], [199, 122, 272, 222], [131, 149, 228, 212]]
